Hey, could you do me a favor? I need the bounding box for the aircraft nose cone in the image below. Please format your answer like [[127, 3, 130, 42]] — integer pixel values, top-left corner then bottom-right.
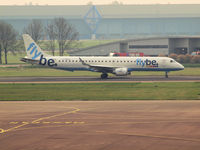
[[179, 63, 184, 70]]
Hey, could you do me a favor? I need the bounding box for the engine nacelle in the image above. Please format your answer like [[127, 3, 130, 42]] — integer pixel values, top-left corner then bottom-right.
[[113, 68, 129, 76]]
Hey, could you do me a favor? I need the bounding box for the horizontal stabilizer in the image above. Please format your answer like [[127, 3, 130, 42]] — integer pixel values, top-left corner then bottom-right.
[[20, 57, 39, 64]]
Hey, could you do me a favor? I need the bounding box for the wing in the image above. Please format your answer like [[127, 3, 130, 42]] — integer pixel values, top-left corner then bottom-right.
[[79, 58, 115, 73]]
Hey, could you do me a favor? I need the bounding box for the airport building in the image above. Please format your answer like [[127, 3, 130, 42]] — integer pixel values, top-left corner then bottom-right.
[[69, 37, 200, 56], [1, 5, 200, 55]]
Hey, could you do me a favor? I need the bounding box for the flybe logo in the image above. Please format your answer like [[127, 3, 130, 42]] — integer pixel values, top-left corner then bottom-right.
[[27, 43, 42, 60], [136, 58, 158, 67]]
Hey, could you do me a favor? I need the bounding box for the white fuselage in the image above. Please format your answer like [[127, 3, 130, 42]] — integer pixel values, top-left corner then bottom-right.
[[39, 55, 184, 73]]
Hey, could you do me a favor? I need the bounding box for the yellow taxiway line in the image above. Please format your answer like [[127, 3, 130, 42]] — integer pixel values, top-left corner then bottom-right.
[[0, 107, 81, 134]]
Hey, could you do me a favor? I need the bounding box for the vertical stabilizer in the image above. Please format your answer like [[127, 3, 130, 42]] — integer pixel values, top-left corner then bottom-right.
[[23, 34, 49, 60]]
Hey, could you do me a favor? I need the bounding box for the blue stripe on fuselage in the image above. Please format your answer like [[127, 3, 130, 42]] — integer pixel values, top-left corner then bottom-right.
[[128, 68, 184, 72], [56, 67, 94, 72], [55, 67, 183, 72]]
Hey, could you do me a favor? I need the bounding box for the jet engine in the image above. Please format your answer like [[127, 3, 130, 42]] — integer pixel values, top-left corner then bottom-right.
[[113, 68, 130, 76]]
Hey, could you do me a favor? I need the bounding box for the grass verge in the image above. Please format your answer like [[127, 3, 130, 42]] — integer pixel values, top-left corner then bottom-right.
[[0, 82, 199, 101], [0, 67, 199, 76]]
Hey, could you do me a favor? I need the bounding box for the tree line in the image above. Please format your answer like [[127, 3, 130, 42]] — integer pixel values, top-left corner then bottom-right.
[[169, 53, 200, 63], [0, 17, 79, 64]]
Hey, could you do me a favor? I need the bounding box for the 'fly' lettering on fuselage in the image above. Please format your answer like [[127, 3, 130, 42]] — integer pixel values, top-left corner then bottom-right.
[[136, 58, 158, 67]]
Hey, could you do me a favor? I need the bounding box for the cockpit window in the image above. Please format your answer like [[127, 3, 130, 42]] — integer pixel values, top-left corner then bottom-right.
[[170, 60, 174, 63]]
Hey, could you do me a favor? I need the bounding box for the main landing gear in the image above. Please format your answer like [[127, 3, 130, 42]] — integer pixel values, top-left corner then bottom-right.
[[101, 73, 108, 79], [165, 72, 169, 78]]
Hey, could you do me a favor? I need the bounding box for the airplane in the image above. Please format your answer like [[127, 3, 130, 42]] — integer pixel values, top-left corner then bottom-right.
[[21, 34, 184, 79]]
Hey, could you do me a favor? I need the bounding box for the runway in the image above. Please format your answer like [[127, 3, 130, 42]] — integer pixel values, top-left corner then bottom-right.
[[0, 75, 199, 83], [0, 101, 200, 150]]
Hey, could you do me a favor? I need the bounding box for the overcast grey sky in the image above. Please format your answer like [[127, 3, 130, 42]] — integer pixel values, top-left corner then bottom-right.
[[1, 0, 200, 5]]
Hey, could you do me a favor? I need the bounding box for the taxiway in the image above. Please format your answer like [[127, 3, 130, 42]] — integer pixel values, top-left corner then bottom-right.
[[0, 101, 200, 150], [0, 75, 199, 83]]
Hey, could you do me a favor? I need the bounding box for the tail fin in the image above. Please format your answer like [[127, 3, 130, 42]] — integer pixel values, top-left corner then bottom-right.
[[23, 34, 49, 60]]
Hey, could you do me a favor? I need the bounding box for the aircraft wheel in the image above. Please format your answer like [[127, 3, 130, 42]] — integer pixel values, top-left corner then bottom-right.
[[101, 73, 108, 79]]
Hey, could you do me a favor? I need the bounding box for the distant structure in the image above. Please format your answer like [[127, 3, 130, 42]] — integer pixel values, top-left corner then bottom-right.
[[1, 5, 200, 55], [84, 5, 101, 39], [1, 5, 200, 39]]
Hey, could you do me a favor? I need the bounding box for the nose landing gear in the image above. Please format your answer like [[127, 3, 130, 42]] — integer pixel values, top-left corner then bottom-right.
[[165, 72, 168, 78]]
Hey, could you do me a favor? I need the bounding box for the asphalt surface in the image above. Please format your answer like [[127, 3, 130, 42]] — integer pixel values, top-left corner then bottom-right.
[[0, 101, 200, 150], [0, 75, 199, 83]]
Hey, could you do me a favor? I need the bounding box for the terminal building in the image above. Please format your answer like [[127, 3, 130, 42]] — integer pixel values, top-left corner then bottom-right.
[[1, 5, 200, 55]]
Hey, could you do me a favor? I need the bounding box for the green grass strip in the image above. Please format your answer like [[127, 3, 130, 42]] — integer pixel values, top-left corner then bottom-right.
[[0, 82, 199, 101], [0, 67, 200, 76]]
